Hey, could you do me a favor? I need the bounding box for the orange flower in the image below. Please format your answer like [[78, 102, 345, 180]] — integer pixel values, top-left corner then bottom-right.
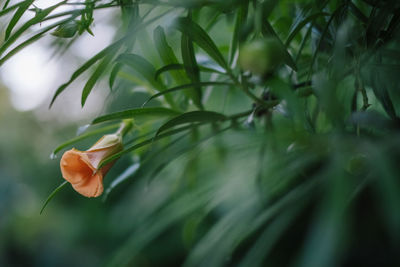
[[60, 134, 123, 197]]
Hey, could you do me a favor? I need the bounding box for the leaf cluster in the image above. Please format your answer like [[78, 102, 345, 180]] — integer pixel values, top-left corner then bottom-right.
[[3, 0, 400, 266]]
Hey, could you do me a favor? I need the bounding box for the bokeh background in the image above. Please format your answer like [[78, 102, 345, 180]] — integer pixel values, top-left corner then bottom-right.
[[0, 1, 123, 266], [2, 0, 400, 267]]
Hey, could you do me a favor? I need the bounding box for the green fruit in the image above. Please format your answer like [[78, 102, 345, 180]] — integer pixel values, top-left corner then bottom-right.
[[346, 154, 367, 175], [51, 20, 78, 38], [239, 38, 285, 75]]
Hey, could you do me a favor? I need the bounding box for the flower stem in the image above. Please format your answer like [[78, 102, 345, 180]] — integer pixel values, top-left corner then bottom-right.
[[116, 119, 133, 137]]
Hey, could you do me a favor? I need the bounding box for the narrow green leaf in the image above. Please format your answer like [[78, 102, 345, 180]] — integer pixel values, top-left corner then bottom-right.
[[143, 81, 233, 106], [229, 3, 248, 65], [0, 1, 26, 17], [261, 0, 279, 19], [115, 53, 179, 109], [92, 107, 182, 124], [40, 181, 68, 215], [181, 30, 203, 109], [52, 124, 120, 155], [39, 8, 82, 23], [82, 51, 117, 106], [203, 7, 221, 31], [155, 63, 226, 80], [5, 0, 33, 40], [0, 1, 66, 57], [293, 24, 312, 64], [172, 17, 228, 69], [156, 111, 227, 136], [360, 0, 381, 7], [50, 7, 174, 108], [153, 26, 184, 70], [348, 2, 368, 23], [153, 26, 190, 108], [370, 73, 398, 120], [0, 16, 77, 65], [49, 38, 125, 107], [307, 5, 344, 78], [115, 53, 163, 91], [109, 62, 123, 90], [155, 63, 184, 80], [285, 12, 329, 47], [153, 26, 187, 84], [192, 65, 227, 75], [262, 21, 297, 71], [2, 0, 11, 10]]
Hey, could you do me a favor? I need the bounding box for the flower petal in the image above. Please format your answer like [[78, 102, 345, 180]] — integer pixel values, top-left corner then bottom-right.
[[60, 149, 94, 185], [71, 172, 104, 198]]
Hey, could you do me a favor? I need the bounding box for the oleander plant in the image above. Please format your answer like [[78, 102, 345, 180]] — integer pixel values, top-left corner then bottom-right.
[[1, 0, 400, 266]]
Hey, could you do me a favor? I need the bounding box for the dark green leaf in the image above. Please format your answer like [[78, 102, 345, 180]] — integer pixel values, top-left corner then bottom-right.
[[285, 12, 329, 47], [0, 1, 66, 57], [153, 26, 188, 84], [262, 21, 297, 71], [229, 3, 248, 65], [109, 62, 123, 90], [155, 63, 226, 80], [261, 0, 279, 19], [40, 181, 68, 214], [181, 29, 203, 109], [92, 107, 182, 124], [348, 2, 368, 23], [153, 25, 189, 109], [116, 52, 179, 109], [307, 5, 344, 78], [5, 0, 33, 40], [371, 83, 398, 120], [156, 111, 227, 136], [143, 81, 233, 106], [155, 63, 184, 80], [49, 38, 125, 107], [0, 16, 78, 65], [0, 1, 27, 17], [2, 0, 11, 10], [82, 52, 117, 106], [115, 53, 163, 91], [49, 7, 175, 107], [172, 17, 228, 69]]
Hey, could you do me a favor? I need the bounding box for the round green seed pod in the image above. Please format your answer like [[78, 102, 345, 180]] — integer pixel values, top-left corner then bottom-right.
[[346, 154, 367, 175], [239, 38, 285, 75]]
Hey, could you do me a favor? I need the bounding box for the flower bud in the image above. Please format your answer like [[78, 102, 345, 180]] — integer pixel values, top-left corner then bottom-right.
[[60, 133, 123, 197], [51, 20, 78, 38]]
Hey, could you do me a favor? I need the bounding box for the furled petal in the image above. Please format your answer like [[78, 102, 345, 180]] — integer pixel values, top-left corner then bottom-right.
[[71, 171, 104, 198], [60, 148, 116, 197], [60, 149, 94, 185]]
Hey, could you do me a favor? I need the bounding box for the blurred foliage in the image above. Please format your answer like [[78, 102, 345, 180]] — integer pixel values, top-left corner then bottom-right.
[[2, 0, 400, 266]]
